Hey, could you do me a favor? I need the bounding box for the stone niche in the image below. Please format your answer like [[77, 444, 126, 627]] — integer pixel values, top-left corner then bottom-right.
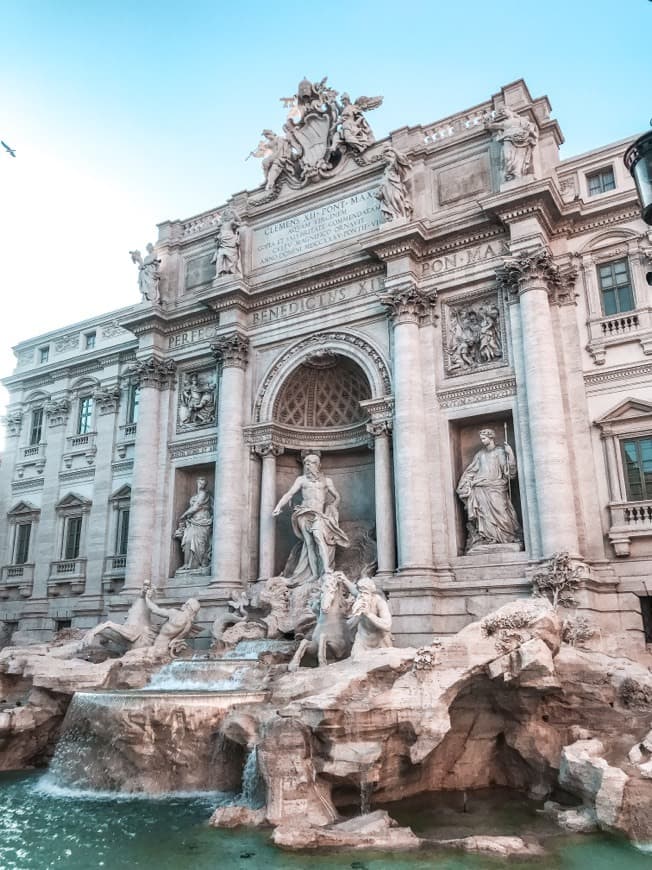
[[450, 413, 523, 556], [169, 463, 215, 579], [274, 450, 376, 578]]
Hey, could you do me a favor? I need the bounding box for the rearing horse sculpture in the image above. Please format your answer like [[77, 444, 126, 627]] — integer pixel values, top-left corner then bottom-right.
[[288, 571, 351, 671]]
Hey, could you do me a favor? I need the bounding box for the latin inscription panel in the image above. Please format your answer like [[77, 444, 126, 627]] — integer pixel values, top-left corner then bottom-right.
[[252, 190, 382, 268]]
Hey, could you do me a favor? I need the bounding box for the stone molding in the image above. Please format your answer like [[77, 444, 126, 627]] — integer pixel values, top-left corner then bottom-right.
[[585, 361, 652, 392], [44, 398, 71, 427], [366, 419, 393, 437], [211, 333, 249, 369], [168, 436, 218, 460], [59, 468, 96, 484], [125, 356, 177, 390], [93, 385, 121, 415], [244, 420, 369, 451], [496, 247, 577, 306], [437, 376, 517, 409], [11, 478, 44, 493], [378, 283, 437, 325], [254, 331, 392, 424], [3, 410, 23, 437]]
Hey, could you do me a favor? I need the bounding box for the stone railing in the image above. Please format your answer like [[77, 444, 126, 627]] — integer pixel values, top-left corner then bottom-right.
[[20, 443, 46, 462], [1, 563, 34, 582], [608, 499, 652, 556], [586, 307, 652, 364], [66, 432, 96, 451], [103, 554, 127, 576], [49, 558, 87, 579], [121, 423, 137, 439]]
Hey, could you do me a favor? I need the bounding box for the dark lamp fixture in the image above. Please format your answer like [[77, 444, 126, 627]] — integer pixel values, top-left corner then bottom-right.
[[624, 126, 652, 226]]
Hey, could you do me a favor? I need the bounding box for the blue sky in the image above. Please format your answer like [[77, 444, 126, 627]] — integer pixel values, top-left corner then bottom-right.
[[0, 0, 650, 420]]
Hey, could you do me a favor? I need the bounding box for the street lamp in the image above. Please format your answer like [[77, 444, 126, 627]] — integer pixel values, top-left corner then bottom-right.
[[624, 124, 652, 226]]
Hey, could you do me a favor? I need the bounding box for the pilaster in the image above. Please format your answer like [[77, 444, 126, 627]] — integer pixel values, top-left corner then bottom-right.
[[253, 442, 284, 580], [123, 356, 176, 592]]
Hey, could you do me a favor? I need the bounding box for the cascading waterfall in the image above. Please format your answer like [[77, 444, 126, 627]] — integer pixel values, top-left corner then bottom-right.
[[144, 659, 248, 691], [239, 746, 266, 809]]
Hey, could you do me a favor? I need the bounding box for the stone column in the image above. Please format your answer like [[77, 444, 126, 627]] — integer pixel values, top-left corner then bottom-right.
[[210, 333, 249, 590], [123, 357, 176, 592], [32, 399, 71, 600], [84, 386, 121, 599], [254, 443, 284, 579], [366, 420, 396, 575], [379, 284, 436, 571], [497, 249, 579, 556]]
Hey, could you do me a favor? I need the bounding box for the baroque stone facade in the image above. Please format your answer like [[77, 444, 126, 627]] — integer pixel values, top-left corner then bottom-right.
[[1, 77, 652, 648]]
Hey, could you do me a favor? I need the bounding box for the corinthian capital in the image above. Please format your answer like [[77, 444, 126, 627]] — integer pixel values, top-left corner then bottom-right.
[[211, 332, 249, 369], [127, 356, 177, 390], [496, 247, 577, 304], [93, 384, 121, 414], [378, 283, 437, 325]]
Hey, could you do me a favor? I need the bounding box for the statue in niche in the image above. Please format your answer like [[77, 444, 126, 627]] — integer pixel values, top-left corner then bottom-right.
[[273, 453, 350, 584], [448, 302, 502, 371], [174, 477, 213, 572], [143, 588, 201, 656], [376, 147, 413, 221], [485, 106, 538, 181], [334, 93, 383, 153], [178, 372, 216, 428], [344, 575, 393, 658], [212, 208, 242, 276], [129, 243, 161, 304], [456, 428, 521, 552]]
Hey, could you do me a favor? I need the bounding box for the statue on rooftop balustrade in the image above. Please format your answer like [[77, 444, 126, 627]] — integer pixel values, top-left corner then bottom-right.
[[129, 243, 161, 304]]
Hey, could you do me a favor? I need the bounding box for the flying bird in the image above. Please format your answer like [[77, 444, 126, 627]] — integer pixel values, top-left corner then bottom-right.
[[1, 141, 16, 157]]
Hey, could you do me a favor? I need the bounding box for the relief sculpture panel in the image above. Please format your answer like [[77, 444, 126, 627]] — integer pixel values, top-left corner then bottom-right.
[[442, 291, 505, 376], [177, 369, 217, 432]]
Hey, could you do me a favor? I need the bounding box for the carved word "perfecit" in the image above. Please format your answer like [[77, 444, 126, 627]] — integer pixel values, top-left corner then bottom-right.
[[422, 241, 509, 277], [251, 278, 382, 326], [168, 325, 219, 350]]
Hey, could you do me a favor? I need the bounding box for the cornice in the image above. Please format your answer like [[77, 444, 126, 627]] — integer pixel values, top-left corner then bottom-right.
[[585, 361, 652, 391], [437, 376, 517, 408]]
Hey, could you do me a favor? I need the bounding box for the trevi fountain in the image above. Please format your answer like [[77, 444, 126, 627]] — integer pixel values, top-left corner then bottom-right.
[[1, 77, 652, 869]]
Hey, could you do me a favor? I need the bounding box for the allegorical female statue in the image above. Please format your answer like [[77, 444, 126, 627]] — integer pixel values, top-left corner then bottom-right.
[[376, 147, 413, 221], [129, 243, 161, 304], [212, 208, 242, 277], [175, 477, 213, 571], [456, 428, 520, 552]]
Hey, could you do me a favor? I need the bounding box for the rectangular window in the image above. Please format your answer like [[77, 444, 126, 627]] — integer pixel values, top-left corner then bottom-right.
[[116, 508, 130, 555], [64, 516, 82, 560], [622, 436, 652, 501], [29, 407, 44, 445], [126, 385, 140, 425], [77, 396, 94, 434], [14, 523, 31, 565], [587, 167, 616, 196], [598, 259, 635, 316], [55, 619, 72, 632], [39, 346, 49, 364], [84, 332, 96, 349], [641, 597, 652, 644]]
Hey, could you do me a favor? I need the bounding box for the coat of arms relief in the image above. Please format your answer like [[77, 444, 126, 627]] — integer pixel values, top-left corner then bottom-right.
[[248, 77, 383, 203]]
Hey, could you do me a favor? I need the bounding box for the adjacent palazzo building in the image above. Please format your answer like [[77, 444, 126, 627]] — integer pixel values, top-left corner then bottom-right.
[[1, 78, 651, 647]]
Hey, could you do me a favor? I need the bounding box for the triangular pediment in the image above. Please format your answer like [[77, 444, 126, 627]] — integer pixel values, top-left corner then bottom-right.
[[109, 484, 131, 501], [7, 500, 40, 518], [595, 398, 652, 426], [55, 492, 93, 510]]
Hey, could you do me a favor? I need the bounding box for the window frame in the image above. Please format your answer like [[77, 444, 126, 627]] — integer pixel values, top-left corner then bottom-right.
[[29, 407, 44, 446], [63, 515, 83, 560], [84, 331, 96, 350], [126, 384, 140, 425], [596, 257, 635, 317], [77, 395, 94, 435], [38, 345, 50, 364], [621, 435, 652, 502], [13, 522, 32, 565], [586, 165, 616, 197]]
